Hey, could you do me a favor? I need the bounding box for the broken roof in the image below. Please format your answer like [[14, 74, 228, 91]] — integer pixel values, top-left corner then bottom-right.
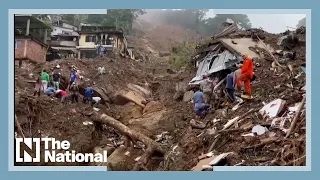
[[15, 14, 51, 29], [189, 48, 240, 85], [195, 35, 274, 60], [220, 38, 274, 59], [190, 20, 277, 85], [214, 22, 243, 39]]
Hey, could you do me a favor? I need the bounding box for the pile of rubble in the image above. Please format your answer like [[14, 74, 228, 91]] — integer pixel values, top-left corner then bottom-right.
[[177, 24, 307, 170]]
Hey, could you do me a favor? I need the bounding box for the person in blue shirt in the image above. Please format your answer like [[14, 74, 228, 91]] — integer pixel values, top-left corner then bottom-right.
[[44, 86, 55, 96], [226, 70, 256, 103], [192, 86, 211, 120], [83, 85, 94, 104], [68, 68, 78, 90], [226, 72, 236, 103]]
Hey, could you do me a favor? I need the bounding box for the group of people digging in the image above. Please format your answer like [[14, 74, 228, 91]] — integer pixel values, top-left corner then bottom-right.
[[33, 64, 101, 107], [192, 53, 255, 120]]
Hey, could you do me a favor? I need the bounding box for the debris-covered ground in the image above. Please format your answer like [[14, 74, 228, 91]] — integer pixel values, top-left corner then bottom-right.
[[14, 20, 306, 170]]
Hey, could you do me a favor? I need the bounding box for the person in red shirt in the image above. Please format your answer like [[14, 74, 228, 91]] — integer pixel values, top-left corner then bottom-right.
[[54, 90, 68, 103], [236, 53, 254, 98]]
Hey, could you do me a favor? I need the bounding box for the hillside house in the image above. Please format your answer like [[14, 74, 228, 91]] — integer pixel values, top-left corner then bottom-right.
[[48, 20, 79, 59], [76, 23, 129, 58], [14, 15, 51, 65]]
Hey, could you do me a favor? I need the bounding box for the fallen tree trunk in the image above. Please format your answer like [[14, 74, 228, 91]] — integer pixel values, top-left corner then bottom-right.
[[91, 113, 165, 169], [285, 95, 306, 139]]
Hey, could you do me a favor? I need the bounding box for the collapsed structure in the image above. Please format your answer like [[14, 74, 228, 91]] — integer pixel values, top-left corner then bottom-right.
[[188, 21, 306, 170], [190, 19, 274, 86]]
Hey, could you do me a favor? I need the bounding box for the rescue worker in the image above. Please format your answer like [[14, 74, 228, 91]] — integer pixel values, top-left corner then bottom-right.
[[97, 44, 105, 57], [33, 75, 43, 97], [54, 89, 68, 103], [199, 74, 213, 103], [236, 53, 254, 99], [41, 69, 50, 92], [192, 86, 211, 120], [69, 82, 79, 103], [68, 68, 78, 90], [226, 72, 236, 103], [44, 86, 55, 96], [83, 85, 94, 104], [52, 66, 61, 90]]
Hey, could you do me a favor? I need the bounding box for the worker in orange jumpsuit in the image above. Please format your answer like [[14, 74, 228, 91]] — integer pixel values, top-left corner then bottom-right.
[[236, 53, 254, 98]]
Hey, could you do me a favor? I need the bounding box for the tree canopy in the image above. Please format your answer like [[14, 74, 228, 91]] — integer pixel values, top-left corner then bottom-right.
[[57, 10, 145, 34], [32, 10, 145, 34]]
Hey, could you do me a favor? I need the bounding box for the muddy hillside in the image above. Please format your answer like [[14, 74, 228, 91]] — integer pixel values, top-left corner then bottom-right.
[[14, 20, 306, 170]]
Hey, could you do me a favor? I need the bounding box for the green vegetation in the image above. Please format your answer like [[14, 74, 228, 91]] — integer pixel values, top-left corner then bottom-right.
[[32, 10, 145, 35], [169, 41, 196, 68], [58, 10, 145, 34]]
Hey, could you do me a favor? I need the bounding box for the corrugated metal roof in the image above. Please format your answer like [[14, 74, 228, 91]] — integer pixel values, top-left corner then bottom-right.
[[208, 50, 237, 74]]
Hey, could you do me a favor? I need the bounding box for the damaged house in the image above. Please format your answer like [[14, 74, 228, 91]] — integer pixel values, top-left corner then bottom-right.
[[190, 19, 273, 86], [76, 23, 133, 59], [47, 20, 79, 60], [14, 15, 51, 66]]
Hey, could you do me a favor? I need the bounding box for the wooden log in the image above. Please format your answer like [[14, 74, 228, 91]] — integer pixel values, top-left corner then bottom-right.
[[285, 95, 306, 138], [91, 113, 165, 167], [222, 108, 254, 130], [208, 134, 221, 152]]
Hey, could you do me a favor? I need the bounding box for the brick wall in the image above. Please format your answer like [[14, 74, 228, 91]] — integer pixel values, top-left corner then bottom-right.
[[14, 39, 26, 59], [15, 38, 47, 63]]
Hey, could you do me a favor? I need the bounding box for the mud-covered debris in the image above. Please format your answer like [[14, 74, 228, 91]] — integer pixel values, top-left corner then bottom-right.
[[209, 152, 234, 166], [198, 151, 214, 160], [251, 125, 268, 135], [192, 156, 215, 171], [83, 121, 93, 126], [183, 91, 194, 102], [190, 119, 206, 129], [155, 131, 171, 143], [259, 99, 286, 118], [143, 101, 165, 114]]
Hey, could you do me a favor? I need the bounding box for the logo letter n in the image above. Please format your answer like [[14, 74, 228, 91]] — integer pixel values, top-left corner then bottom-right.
[[15, 138, 41, 163]]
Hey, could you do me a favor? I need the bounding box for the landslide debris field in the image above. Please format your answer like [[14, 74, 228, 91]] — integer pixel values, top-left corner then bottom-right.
[[14, 21, 306, 170]]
